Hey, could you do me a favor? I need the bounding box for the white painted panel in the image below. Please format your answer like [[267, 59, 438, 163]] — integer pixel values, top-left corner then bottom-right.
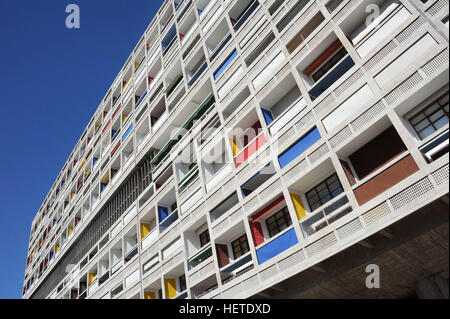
[[124, 86, 134, 104], [270, 98, 306, 136], [240, 18, 265, 49], [203, 6, 224, 34], [147, 49, 159, 68], [322, 85, 374, 132], [351, 2, 400, 46], [101, 292, 111, 299], [142, 229, 158, 250], [181, 187, 203, 213], [356, 7, 412, 58], [218, 66, 244, 99], [123, 205, 137, 225], [143, 255, 159, 273], [111, 222, 123, 238], [152, 112, 168, 134], [181, 22, 199, 46], [125, 269, 140, 288], [162, 237, 182, 259], [252, 51, 286, 91], [375, 33, 438, 87], [206, 164, 233, 192], [148, 71, 163, 92]]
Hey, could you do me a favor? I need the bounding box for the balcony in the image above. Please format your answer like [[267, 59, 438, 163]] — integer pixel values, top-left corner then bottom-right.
[[256, 228, 298, 264], [286, 11, 325, 54], [162, 24, 178, 55], [202, 139, 232, 192], [186, 49, 207, 88], [229, 0, 260, 32], [206, 18, 232, 62], [259, 73, 305, 136], [339, 0, 411, 58], [337, 124, 419, 206], [241, 162, 276, 197], [308, 54, 355, 100], [214, 49, 238, 80], [151, 93, 215, 168], [278, 127, 321, 169]]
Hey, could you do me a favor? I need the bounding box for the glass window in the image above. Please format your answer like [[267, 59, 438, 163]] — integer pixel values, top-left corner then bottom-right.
[[409, 93, 449, 140], [265, 207, 293, 238], [179, 275, 186, 292], [231, 235, 250, 259], [199, 229, 210, 247], [306, 174, 344, 211]]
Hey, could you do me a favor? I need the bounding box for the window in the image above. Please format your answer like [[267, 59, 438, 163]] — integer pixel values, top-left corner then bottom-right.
[[199, 229, 210, 247], [179, 275, 187, 292], [306, 174, 344, 211], [265, 207, 292, 238], [231, 235, 250, 259], [409, 93, 449, 140]]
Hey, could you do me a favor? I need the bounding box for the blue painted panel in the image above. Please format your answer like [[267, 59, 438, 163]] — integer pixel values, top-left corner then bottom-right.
[[158, 206, 169, 223], [278, 127, 321, 169], [214, 49, 238, 80], [135, 91, 147, 108], [256, 228, 298, 264], [262, 108, 274, 126], [162, 25, 177, 52], [309, 55, 355, 99], [122, 124, 134, 142]]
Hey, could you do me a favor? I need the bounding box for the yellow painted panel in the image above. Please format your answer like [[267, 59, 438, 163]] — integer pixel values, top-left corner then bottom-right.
[[78, 160, 85, 171], [135, 62, 139, 70], [290, 193, 307, 221], [95, 125, 100, 132], [55, 244, 60, 253], [88, 273, 97, 286], [144, 292, 155, 299], [68, 226, 73, 236], [140, 223, 151, 239], [231, 139, 241, 157], [71, 192, 75, 199], [122, 114, 128, 123], [164, 279, 177, 299]]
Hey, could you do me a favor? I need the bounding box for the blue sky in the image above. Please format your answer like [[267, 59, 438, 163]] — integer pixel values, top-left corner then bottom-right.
[[0, 0, 163, 299]]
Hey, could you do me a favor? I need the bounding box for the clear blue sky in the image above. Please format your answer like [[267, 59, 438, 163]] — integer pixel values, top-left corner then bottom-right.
[[0, 0, 163, 299]]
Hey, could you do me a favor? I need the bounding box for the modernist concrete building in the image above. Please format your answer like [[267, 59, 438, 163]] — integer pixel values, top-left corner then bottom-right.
[[23, 0, 449, 299]]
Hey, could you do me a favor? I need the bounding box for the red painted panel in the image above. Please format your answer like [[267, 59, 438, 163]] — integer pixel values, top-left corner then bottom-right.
[[305, 40, 342, 76], [102, 120, 111, 135], [235, 133, 267, 168], [354, 155, 419, 206], [216, 244, 230, 268], [340, 159, 357, 187], [111, 141, 121, 157], [112, 104, 121, 120], [251, 195, 286, 222], [250, 221, 265, 247]]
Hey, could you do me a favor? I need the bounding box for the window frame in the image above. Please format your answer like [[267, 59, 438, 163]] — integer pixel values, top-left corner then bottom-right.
[[305, 173, 344, 211], [408, 92, 449, 140], [265, 206, 293, 238], [199, 229, 210, 248], [231, 234, 250, 259]]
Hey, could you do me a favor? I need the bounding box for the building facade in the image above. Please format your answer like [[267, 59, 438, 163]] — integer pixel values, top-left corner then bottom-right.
[[23, 0, 449, 299]]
